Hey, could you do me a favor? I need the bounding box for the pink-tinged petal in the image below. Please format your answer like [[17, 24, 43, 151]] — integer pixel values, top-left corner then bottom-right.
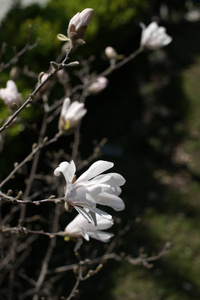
[[68, 12, 80, 31], [95, 192, 125, 211], [79, 8, 94, 27], [76, 160, 114, 183]]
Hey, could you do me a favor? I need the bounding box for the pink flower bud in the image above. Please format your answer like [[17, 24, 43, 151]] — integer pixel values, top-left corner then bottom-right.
[[67, 8, 94, 43]]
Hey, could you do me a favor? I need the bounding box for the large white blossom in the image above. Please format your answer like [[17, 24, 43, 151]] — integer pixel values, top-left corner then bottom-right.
[[58, 97, 87, 132], [0, 80, 22, 108], [54, 160, 125, 223], [140, 22, 172, 50], [65, 213, 114, 242], [67, 8, 94, 43]]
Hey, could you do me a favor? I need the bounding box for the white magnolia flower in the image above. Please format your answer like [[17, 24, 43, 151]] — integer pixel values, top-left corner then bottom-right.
[[54, 160, 125, 223], [88, 77, 108, 95], [58, 97, 87, 132], [105, 46, 118, 60], [67, 8, 94, 43], [0, 80, 22, 108], [65, 213, 114, 242], [140, 22, 172, 50]]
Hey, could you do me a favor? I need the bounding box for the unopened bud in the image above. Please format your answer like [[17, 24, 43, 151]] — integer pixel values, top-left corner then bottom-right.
[[10, 67, 20, 80], [38, 72, 45, 83], [16, 191, 23, 199], [32, 143, 37, 151], [50, 61, 59, 71], [7, 189, 13, 196], [105, 46, 117, 59], [43, 136, 48, 144], [66, 61, 79, 67]]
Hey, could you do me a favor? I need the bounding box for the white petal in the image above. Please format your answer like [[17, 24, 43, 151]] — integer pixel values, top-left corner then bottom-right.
[[80, 226, 90, 241], [76, 160, 114, 183], [95, 192, 125, 211], [94, 215, 114, 230], [74, 206, 95, 223], [61, 98, 71, 117], [88, 231, 114, 242], [75, 188, 96, 206], [79, 8, 94, 27], [74, 238, 83, 252], [54, 160, 76, 183], [83, 205, 112, 219], [65, 182, 77, 201], [68, 12, 80, 31], [68, 161, 76, 182], [54, 161, 69, 178], [91, 173, 126, 187]]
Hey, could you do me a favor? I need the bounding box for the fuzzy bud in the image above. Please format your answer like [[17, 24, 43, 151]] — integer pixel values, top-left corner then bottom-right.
[[105, 46, 117, 60], [67, 8, 94, 45]]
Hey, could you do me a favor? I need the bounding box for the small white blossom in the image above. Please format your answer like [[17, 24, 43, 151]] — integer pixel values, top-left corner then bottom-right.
[[105, 46, 118, 60], [140, 22, 172, 50], [54, 160, 125, 223], [88, 77, 108, 95], [67, 8, 94, 43], [58, 97, 87, 132], [0, 80, 22, 108], [65, 213, 114, 242]]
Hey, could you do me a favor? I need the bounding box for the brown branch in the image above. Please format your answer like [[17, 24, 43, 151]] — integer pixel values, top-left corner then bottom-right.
[[0, 132, 61, 189], [0, 48, 74, 133], [0, 26, 40, 72]]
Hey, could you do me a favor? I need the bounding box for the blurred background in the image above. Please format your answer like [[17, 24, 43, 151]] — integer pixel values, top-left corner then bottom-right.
[[1, 0, 200, 299]]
